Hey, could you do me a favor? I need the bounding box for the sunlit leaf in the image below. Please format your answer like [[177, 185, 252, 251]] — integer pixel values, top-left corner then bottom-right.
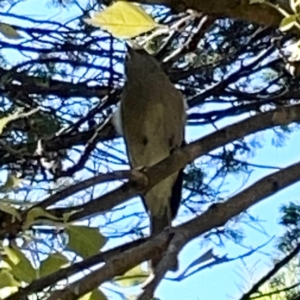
[[0, 23, 22, 40], [114, 265, 149, 287], [38, 253, 69, 278], [3, 246, 36, 283], [62, 209, 83, 223], [66, 225, 106, 258], [279, 15, 297, 32], [79, 289, 108, 300], [0, 203, 21, 222], [249, 0, 265, 3], [290, 0, 300, 13], [0, 174, 22, 193], [0, 111, 21, 135], [0, 269, 20, 288], [23, 207, 61, 229], [84, 2, 159, 39], [0, 286, 19, 298]]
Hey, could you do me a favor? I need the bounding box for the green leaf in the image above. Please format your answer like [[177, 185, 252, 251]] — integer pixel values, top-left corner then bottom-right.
[[0, 269, 20, 288], [3, 246, 36, 283], [23, 207, 61, 229], [0, 174, 22, 193], [279, 15, 297, 32], [290, 0, 300, 13], [84, 2, 159, 39], [0, 203, 21, 222], [62, 209, 83, 223], [38, 253, 69, 278], [79, 289, 108, 300], [0, 23, 22, 40], [0, 286, 19, 298], [66, 225, 106, 258], [114, 265, 149, 287], [0, 111, 20, 135]]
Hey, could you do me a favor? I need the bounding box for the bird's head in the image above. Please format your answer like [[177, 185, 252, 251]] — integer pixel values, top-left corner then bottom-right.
[[124, 47, 162, 79]]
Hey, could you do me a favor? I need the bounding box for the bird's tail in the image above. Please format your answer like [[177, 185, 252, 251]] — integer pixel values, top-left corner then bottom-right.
[[151, 213, 169, 237], [149, 211, 170, 270], [148, 168, 184, 270]]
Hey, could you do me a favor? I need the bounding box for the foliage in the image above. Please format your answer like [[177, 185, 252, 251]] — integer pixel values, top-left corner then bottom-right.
[[0, 0, 299, 299], [84, 2, 160, 39]]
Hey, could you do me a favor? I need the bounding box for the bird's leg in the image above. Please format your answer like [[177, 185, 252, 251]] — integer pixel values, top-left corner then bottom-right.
[[130, 166, 149, 191], [133, 165, 147, 172], [163, 206, 174, 234]]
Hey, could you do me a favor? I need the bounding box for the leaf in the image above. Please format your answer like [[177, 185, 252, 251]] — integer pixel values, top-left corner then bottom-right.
[[290, 0, 300, 13], [66, 225, 106, 258], [23, 207, 61, 229], [62, 209, 83, 223], [79, 289, 108, 300], [84, 2, 158, 39], [279, 15, 297, 32], [0, 269, 20, 288], [38, 253, 69, 278], [0, 286, 19, 299], [114, 265, 149, 287], [3, 246, 36, 283], [0, 23, 22, 40], [0, 174, 22, 193], [0, 203, 21, 222], [0, 111, 20, 135], [249, 0, 265, 3]]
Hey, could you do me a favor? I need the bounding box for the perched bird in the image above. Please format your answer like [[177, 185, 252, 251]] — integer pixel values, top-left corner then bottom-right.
[[113, 48, 186, 268]]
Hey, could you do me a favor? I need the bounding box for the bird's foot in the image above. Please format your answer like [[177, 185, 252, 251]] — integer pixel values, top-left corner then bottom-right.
[[163, 225, 176, 239], [134, 165, 147, 172], [130, 166, 149, 191]]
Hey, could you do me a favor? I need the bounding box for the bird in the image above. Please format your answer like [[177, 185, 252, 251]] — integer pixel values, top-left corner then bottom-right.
[[112, 47, 186, 268]]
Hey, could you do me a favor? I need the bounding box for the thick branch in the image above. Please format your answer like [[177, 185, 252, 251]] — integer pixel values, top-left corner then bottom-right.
[[4, 104, 300, 242], [132, 0, 287, 29], [5, 239, 147, 300], [7, 157, 300, 299], [45, 159, 300, 300], [49, 104, 300, 221]]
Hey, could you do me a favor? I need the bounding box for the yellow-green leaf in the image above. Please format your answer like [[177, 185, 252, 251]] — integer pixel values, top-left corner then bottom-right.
[[279, 15, 297, 32], [3, 246, 36, 283], [249, 0, 265, 3], [0, 269, 20, 288], [38, 253, 69, 278], [66, 225, 106, 258], [84, 2, 158, 39], [0, 174, 22, 193], [115, 265, 149, 287], [79, 289, 107, 300], [62, 208, 83, 223], [0, 23, 22, 40], [23, 207, 60, 229], [0, 111, 21, 135], [0, 286, 19, 299], [0, 203, 21, 222], [290, 0, 300, 13]]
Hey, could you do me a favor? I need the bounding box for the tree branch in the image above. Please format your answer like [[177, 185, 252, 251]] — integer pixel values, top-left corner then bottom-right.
[[240, 243, 300, 300], [5, 239, 147, 300], [49, 103, 300, 221], [44, 159, 300, 300], [131, 0, 286, 29]]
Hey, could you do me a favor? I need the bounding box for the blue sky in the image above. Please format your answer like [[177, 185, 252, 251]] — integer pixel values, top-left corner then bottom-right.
[[157, 128, 300, 300], [1, 1, 300, 299]]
